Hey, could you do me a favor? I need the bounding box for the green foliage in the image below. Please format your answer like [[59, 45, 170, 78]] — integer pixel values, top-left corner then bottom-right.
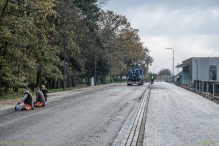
[[0, 0, 153, 96], [0, 84, 87, 99]]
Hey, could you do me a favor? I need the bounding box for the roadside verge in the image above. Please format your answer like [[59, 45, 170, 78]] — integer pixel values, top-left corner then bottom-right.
[[0, 83, 119, 115]]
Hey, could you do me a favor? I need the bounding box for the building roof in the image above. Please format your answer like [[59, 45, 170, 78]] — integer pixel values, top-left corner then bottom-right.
[[176, 64, 189, 68]]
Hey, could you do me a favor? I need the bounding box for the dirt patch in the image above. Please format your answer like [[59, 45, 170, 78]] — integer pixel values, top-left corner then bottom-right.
[[211, 98, 219, 104]]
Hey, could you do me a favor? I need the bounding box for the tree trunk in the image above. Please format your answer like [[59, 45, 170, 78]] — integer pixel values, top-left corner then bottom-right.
[[53, 80, 55, 89], [47, 80, 49, 90], [87, 77, 90, 86], [37, 70, 41, 88], [68, 76, 70, 87], [55, 80, 59, 89], [72, 75, 76, 87], [51, 80, 54, 89], [0, 80, 2, 96], [61, 80, 63, 88], [56, 80, 58, 89], [31, 81, 34, 92], [48, 80, 51, 90], [26, 79, 28, 90]]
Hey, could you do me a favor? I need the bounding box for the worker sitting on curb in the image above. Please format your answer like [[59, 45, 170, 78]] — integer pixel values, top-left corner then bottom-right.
[[41, 85, 48, 103], [17, 89, 34, 110], [34, 87, 45, 107]]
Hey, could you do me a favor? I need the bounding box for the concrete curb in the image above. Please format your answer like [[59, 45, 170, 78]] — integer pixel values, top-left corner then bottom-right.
[[0, 83, 118, 116]]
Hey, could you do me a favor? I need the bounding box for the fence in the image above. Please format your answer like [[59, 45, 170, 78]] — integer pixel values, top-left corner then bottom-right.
[[181, 80, 219, 100], [155, 75, 171, 82]]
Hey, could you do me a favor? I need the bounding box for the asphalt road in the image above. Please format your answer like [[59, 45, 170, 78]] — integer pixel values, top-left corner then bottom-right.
[[0, 83, 147, 146], [143, 82, 219, 146]]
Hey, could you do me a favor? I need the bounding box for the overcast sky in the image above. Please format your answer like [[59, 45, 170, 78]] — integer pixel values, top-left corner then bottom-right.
[[102, 0, 219, 74]]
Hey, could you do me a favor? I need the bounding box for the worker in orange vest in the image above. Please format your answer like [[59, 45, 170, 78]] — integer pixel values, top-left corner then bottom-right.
[[34, 87, 45, 107], [17, 89, 34, 110]]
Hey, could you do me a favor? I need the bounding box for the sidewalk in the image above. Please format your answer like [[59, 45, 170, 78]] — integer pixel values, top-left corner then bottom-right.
[[0, 83, 118, 115]]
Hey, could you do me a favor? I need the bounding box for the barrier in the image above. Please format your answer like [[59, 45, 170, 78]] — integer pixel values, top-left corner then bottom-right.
[[182, 80, 219, 99]]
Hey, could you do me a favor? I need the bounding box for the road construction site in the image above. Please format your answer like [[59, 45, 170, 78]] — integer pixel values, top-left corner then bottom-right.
[[0, 82, 219, 146]]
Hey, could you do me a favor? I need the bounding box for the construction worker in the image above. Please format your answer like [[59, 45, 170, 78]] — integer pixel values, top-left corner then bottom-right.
[[151, 75, 154, 84], [41, 85, 48, 101], [18, 89, 33, 110], [34, 87, 45, 107]]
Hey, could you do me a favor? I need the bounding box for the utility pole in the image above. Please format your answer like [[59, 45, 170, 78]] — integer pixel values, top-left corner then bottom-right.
[[120, 61, 122, 82], [110, 48, 112, 83], [95, 48, 96, 86]]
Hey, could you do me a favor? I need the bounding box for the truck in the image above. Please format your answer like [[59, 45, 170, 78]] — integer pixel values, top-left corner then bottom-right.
[[127, 64, 144, 86]]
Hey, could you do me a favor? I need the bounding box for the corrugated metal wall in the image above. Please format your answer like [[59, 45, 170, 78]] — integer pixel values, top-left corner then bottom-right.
[[191, 57, 219, 83]]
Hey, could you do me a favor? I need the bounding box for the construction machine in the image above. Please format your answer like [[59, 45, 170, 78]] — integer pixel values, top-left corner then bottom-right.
[[127, 64, 144, 86]]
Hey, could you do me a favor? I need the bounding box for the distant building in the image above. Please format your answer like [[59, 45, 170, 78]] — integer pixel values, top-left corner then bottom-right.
[[174, 71, 183, 85], [176, 57, 219, 83]]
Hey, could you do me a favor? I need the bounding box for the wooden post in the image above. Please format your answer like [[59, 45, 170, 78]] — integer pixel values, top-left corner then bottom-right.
[[202, 81, 204, 96]]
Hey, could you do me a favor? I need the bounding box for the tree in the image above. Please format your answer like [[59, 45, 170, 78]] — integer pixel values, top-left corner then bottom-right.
[[98, 10, 153, 82], [0, 0, 58, 94], [0, 1, 154, 96], [158, 69, 171, 76]]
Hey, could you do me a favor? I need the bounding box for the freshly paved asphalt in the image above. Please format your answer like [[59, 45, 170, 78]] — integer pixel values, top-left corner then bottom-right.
[[0, 83, 147, 146]]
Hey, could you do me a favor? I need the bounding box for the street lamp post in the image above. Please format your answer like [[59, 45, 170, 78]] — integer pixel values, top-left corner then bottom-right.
[[166, 48, 174, 82], [195, 59, 198, 80]]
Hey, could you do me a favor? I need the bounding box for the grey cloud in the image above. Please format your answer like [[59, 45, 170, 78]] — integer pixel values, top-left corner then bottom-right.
[[104, 0, 219, 12], [103, 0, 219, 73], [103, 0, 219, 36]]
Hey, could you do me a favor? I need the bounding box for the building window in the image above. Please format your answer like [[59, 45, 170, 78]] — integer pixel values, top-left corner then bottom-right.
[[209, 65, 217, 80]]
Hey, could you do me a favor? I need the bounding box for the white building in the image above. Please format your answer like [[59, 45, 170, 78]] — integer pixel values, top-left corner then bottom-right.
[[176, 57, 219, 83]]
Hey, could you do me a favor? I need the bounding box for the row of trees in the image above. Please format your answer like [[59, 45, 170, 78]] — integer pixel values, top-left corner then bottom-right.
[[0, 0, 153, 95]]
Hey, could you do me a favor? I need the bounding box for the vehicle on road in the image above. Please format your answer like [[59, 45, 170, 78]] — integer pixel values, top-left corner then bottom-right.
[[127, 63, 144, 86]]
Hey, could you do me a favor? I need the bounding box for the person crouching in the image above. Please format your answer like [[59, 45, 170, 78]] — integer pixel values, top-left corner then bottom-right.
[[34, 87, 45, 107], [17, 89, 34, 110]]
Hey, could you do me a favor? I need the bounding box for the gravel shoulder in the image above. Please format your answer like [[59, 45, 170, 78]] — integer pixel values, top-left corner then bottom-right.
[[143, 82, 219, 146], [0, 83, 118, 113]]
